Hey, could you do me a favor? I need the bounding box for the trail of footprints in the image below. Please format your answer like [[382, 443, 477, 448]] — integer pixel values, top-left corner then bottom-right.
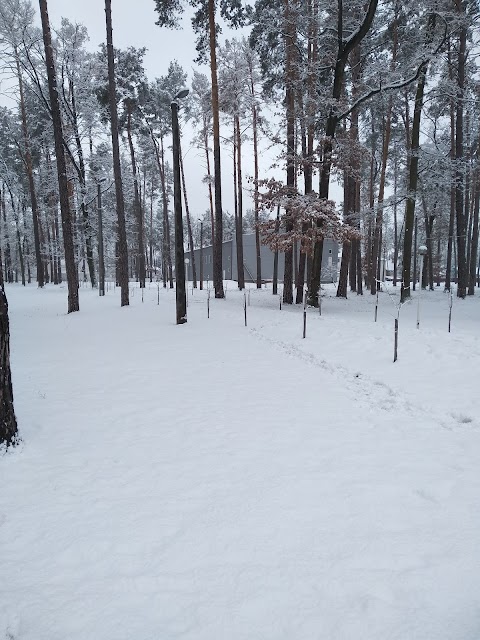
[[250, 327, 476, 432]]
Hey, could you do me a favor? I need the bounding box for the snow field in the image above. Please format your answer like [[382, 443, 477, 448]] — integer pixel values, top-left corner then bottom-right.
[[1, 282, 479, 639]]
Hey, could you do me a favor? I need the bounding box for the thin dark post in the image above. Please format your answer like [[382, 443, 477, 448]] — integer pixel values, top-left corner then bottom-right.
[[199, 221, 204, 290], [98, 182, 105, 297], [448, 290, 453, 333], [171, 95, 187, 325], [303, 290, 307, 339], [394, 318, 398, 362], [244, 291, 247, 327], [207, 288, 210, 318], [374, 289, 379, 322]]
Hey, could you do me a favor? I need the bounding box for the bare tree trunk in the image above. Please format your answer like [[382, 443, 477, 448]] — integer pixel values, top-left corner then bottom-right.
[[153, 135, 173, 288], [149, 180, 154, 282], [39, 0, 78, 312], [393, 145, 399, 286], [0, 283, 18, 447], [204, 127, 215, 249], [468, 169, 479, 295], [455, 5, 467, 298], [179, 143, 197, 288], [69, 78, 95, 288], [283, 0, 295, 305], [235, 115, 245, 289], [126, 107, 145, 288], [309, 0, 378, 306], [15, 53, 44, 288], [272, 205, 280, 295], [208, 0, 224, 298], [105, 0, 129, 306], [401, 13, 435, 302]]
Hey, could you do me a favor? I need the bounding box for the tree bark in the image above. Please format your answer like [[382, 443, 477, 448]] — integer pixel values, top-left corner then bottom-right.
[[179, 143, 197, 288], [283, 0, 295, 305], [309, 0, 378, 306], [0, 284, 18, 447], [454, 4, 468, 298], [126, 106, 146, 288], [15, 53, 44, 288], [468, 169, 479, 295], [208, 0, 224, 298], [105, 0, 129, 306], [39, 0, 78, 313], [235, 115, 245, 289], [400, 16, 435, 302]]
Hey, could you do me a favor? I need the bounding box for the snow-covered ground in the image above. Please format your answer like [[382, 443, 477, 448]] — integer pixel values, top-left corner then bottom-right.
[[1, 281, 479, 639]]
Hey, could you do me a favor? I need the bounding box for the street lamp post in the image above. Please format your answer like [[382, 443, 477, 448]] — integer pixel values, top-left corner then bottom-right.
[[97, 177, 107, 297], [199, 220, 204, 290], [171, 88, 189, 324], [417, 244, 428, 329]]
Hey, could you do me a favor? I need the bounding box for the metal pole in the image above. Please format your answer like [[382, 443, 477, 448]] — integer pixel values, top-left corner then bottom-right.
[[97, 182, 105, 297], [171, 99, 187, 324], [417, 253, 424, 329], [199, 221, 203, 290]]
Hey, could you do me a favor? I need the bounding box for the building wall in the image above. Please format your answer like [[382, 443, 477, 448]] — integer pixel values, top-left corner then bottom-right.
[[185, 234, 338, 284]]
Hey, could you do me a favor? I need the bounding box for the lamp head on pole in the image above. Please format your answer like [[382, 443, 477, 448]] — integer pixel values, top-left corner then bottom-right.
[[172, 88, 190, 107], [175, 88, 189, 100], [418, 245, 428, 256]]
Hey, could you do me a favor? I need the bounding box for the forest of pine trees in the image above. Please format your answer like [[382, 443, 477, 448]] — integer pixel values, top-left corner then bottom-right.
[[1, 0, 480, 444]]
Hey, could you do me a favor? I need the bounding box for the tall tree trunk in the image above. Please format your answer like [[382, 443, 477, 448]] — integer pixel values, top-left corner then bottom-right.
[[179, 142, 197, 288], [393, 144, 399, 286], [1, 186, 12, 284], [39, 0, 78, 312], [272, 205, 280, 295], [337, 169, 353, 298], [126, 106, 146, 288], [208, 0, 224, 298], [105, 0, 129, 306], [309, 0, 378, 306], [468, 169, 479, 295], [400, 15, 435, 302], [69, 78, 95, 288], [283, 0, 295, 305], [235, 115, 245, 290], [204, 127, 215, 250], [252, 101, 261, 288], [15, 53, 43, 288], [151, 132, 173, 288], [445, 39, 456, 293], [455, 5, 467, 298], [371, 100, 393, 294], [149, 179, 154, 282]]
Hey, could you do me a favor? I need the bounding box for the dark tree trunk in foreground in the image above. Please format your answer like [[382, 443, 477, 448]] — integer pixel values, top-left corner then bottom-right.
[[0, 283, 18, 447], [39, 0, 78, 313], [105, 0, 129, 306]]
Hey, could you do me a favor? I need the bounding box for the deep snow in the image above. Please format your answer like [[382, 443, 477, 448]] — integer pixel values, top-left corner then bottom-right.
[[1, 281, 479, 639]]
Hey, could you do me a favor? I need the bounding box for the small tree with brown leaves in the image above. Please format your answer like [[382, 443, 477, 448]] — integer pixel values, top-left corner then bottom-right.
[[258, 179, 360, 299]]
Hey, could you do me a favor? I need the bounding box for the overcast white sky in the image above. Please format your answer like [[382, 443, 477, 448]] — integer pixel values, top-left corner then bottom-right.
[[1, 0, 341, 218]]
